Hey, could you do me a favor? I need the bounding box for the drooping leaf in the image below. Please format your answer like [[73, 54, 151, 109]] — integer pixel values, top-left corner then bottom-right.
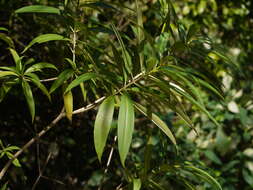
[[94, 96, 115, 162], [0, 83, 13, 102], [15, 5, 60, 15], [0, 71, 18, 78], [49, 69, 74, 93], [0, 33, 14, 48], [22, 34, 69, 53], [22, 80, 35, 122], [135, 103, 177, 147], [63, 90, 73, 122], [184, 164, 222, 190], [64, 58, 77, 70], [117, 94, 135, 167], [25, 62, 58, 73], [64, 73, 97, 93], [26, 74, 51, 101]]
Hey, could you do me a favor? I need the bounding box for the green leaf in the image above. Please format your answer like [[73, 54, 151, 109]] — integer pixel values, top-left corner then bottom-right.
[[0, 27, 8, 32], [0, 33, 14, 48], [0, 71, 18, 78], [184, 164, 222, 190], [49, 69, 74, 93], [26, 74, 51, 101], [64, 73, 97, 93], [133, 178, 141, 190], [64, 58, 77, 70], [25, 62, 58, 73], [204, 150, 222, 165], [15, 5, 60, 15], [111, 24, 132, 76], [0, 182, 8, 190], [134, 103, 177, 147], [117, 94, 135, 167], [0, 83, 13, 102], [22, 80, 35, 122], [12, 158, 21, 167], [22, 34, 69, 53], [9, 48, 22, 72], [94, 96, 115, 162]]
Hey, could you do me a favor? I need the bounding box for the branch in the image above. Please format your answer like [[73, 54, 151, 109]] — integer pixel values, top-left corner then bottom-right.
[[0, 71, 145, 180]]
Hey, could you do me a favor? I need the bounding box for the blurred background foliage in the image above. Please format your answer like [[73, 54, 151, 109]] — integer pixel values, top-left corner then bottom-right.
[[0, 0, 252, 189]]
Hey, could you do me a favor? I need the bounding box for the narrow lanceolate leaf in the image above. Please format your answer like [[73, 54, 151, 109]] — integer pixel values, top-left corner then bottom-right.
[[184, 164, 222, 190], [111, 24, 132, 76], [22, 34, 69, 53], [49, 69, 74, 93], [117, 94, 135, 167], [9, 48, 22, 72], [134, 103, 177, 147], [94, 96, 115, 162], [22, 80, 35, 122], [15, 5, 60, 15], [64, 73, 97, 93], [0, 71, 18, 78], [0, 33, 15, 48], [63, 90, 73, 122], [25, 62, 58, 73], [26, 75, 51, 101]]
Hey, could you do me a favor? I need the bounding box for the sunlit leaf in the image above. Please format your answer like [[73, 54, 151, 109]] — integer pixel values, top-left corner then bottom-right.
[[25, 62, 58, 73], [0, 71, 18, 78], [133, 178, 141, 190], [94, 96, 115, 162], [118, 94, 135, 167], [15, 5, 60, 15], [63, 90, 73, 122]]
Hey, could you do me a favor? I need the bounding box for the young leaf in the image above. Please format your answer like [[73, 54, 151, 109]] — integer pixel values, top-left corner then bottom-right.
[[25, 62, 58, 73], [49, 69, 74, 93], [117, 94, 135, 167], [15, 5, 60, 15], [22, 80, 35, 122], [134, 103, 177, 147], [94, 96, 115, 162], [64, 73, 97, 93], [63, 90, 73, 122], [22, 34, 69, 53]]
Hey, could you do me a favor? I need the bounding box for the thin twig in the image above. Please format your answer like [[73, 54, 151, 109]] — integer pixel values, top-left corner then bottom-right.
[[0, 71, 146, 180], [40, 77, 58, 82], [98, 136, 118, 190], [32, 152, 52, 190]]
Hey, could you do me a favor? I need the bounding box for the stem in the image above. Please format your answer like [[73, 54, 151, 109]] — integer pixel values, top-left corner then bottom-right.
[[0, 71, 146, 180]]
